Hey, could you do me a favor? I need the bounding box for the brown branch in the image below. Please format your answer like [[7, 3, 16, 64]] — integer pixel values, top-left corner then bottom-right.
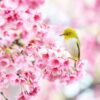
[[66, 81, 100, 100], [0, 92, 8, 100]]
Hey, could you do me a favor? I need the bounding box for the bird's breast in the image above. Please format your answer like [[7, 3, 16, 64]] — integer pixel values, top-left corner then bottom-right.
[[63, 38, 78, 59]]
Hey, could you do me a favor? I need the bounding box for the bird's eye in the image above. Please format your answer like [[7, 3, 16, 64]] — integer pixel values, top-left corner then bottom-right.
[[66, 32, 70, 35]]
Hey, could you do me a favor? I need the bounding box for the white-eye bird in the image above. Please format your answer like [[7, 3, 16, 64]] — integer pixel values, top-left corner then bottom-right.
[[60, 27, 80, 62]]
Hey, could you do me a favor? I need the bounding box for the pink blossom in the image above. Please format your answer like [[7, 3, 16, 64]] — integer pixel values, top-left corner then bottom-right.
[[34, 13, 41, 22], [0, 0, 87, 99], [18, 92, 29, 100], [51, 58, 60, 66]]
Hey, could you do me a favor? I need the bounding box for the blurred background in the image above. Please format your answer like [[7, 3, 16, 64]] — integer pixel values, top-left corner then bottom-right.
[[38, 0, 100, 100]]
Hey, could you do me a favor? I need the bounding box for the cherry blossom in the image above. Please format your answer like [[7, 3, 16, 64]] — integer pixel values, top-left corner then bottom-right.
[[0, 0, 87, 99]]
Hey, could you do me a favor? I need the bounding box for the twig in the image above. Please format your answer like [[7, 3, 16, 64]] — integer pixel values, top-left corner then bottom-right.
[[0, 92, 8, 100], [66, 82, 100, 100]]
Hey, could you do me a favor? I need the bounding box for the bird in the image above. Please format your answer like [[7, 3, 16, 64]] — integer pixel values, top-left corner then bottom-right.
[[60, 27, 80, 65]]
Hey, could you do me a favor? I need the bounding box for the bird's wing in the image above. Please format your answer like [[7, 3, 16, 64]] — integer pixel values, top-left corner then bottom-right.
[[77, 41, 80, 59]]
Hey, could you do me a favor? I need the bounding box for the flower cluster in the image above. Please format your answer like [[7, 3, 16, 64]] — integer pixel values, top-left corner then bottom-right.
[[0, 0, 86, 99]]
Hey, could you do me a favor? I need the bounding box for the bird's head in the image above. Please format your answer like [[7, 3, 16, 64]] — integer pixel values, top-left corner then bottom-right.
[[60, 28, 77, 40]]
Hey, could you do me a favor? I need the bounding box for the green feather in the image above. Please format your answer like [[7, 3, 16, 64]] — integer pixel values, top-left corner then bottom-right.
[[77, 41, 80, 60]]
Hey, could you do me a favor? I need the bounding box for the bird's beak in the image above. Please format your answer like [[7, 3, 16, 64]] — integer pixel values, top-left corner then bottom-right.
[[59, 34, 64, 36]]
